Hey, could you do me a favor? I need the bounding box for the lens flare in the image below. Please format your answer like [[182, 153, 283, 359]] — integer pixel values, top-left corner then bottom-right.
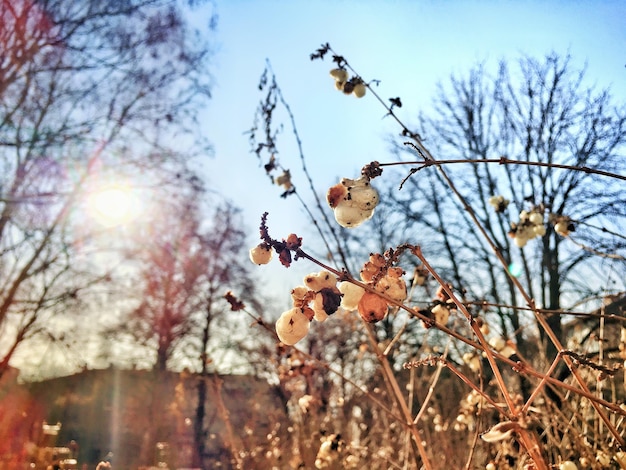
[[508, 263, 523, 277], [87, 185, 141, 227]]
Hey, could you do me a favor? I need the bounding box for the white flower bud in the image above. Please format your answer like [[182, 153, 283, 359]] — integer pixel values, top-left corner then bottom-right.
[[559, 461, 577, 470], [276, 308, 310, 345]]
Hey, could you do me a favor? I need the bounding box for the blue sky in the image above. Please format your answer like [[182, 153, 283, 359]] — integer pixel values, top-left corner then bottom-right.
[[200, 0, 626, 300]]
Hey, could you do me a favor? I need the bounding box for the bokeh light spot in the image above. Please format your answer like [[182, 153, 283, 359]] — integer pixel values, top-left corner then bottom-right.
[[508, 263, 523, 277]]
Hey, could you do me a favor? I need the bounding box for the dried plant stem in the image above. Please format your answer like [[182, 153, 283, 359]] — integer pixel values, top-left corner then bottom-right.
[[413, 254, 552, 468], [336, 50, 625, 446], [379, 155, 626, 182], [420, 157, 625, 448], [272, 79, 352, 269], [412, 344, 448, 425], [413, 247, 518, 413], [520, 352, 562, 416], [240, 307, 406, 426], [443, 359, 510, 419], [364, 323, 433, 470], [295, 247, 626, 415]]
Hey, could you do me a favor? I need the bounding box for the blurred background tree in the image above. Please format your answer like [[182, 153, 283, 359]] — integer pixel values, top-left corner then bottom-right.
[[0, 0, 214, 378]]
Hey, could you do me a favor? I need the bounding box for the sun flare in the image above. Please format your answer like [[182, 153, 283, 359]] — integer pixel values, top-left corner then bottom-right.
[[87, 185, 141, 227]]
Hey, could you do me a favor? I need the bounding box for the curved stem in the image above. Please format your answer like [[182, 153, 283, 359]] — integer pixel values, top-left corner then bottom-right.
[[378, 155, 626, 182]]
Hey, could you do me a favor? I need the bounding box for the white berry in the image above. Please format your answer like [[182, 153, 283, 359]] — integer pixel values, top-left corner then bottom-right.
[[431, 304, 450, 325], [329, 68, 348, 82], [529, 212, 544, 225], [353, 83, 366, 98], [276, 308, 310, 345], [338, 281, 365, 310], [249, 243, 273, 265], [304, 270, 337, 291], [345, 184, 379, 211], [555, 220, 570, 236], [333, 204, 373, 228]]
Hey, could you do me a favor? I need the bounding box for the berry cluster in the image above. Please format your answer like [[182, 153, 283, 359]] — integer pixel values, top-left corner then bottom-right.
[[315, 433, 344, 469], [271, 255, 409, 344], [551, 214, 575, 237], [414, 284, 457, 329], [329, 68, 366, 98], [275, 270, 343, 345], [326, 175, 380, 228], [508, 209, 546, 247], [356, 253, 407, 323], [488, 336, 516, 359], [488, 194, 510, 213], [453, 390, 484, 432]]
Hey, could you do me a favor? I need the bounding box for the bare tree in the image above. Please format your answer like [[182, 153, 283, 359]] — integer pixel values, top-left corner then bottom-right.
[[388, 53, 626, 367], [0, 0, 214, 378], [116, 191, 262, 466]]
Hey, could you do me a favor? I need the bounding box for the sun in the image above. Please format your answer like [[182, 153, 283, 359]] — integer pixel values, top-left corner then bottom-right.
[[87, 184, 141, 227]]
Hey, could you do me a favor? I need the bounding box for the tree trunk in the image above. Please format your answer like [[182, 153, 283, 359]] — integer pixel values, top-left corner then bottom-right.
[[544, 242, 562, 362]]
